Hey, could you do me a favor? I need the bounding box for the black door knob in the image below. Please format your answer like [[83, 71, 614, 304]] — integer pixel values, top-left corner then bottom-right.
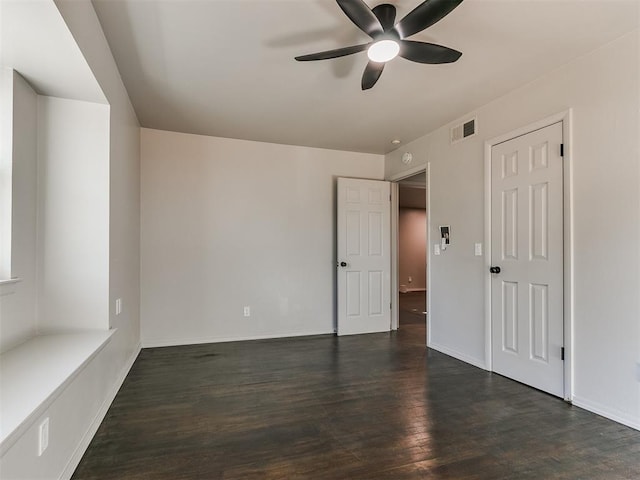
[[489, 266, 501, 274], [340, 261, 347, 267]]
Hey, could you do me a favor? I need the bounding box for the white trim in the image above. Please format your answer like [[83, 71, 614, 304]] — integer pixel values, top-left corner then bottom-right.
[[483, 140, 492, 371], [59, 343, 141, 480], [483, 109, 573, 399], [0, 277, 21, 296], [425, 163, 432, 347], [561, 113, 574, 402], [0, 277, 20, 285], [488, 111, 569, 146], [572, 396, 640, 432], [428, 342, 486, 370], [387, 165, 429, 337], [142, 330, 334, 349], [390, 182, 399, 331]]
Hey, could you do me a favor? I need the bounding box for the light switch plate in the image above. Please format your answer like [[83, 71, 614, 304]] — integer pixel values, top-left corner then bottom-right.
[[474, 243, 482, 256]]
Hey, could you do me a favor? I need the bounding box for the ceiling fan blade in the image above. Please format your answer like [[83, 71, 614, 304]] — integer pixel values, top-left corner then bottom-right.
[[295, 43, 370, 61], [361, 61, 385, 90], [336, 0, 384, 38], [393, 0, 464, 39], [399, 40, 462, 64], [372, 4, 396, 32]]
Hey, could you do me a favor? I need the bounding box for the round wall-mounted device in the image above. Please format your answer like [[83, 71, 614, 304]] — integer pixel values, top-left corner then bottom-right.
[[401, 152, 413, 165]]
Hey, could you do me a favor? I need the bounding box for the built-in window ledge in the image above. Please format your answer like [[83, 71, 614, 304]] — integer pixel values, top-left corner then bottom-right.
[[0, 329, 115, 455], [0, 278, 21, 296]]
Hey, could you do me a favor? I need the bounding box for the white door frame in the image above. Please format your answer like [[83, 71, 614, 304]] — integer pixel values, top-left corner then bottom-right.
[[484, 110, 574, 402], [388, 164, 430, 343]]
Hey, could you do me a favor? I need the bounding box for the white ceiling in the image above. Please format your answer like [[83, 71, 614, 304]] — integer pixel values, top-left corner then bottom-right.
[[92, 0, 639, 154]]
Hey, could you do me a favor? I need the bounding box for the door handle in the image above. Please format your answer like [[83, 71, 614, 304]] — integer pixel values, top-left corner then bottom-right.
[[489, 266, 501, 274], [338, 261, 347, 267]]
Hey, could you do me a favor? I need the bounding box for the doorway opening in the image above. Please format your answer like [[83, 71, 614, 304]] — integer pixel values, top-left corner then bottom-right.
[[393, 171, 427, 335]]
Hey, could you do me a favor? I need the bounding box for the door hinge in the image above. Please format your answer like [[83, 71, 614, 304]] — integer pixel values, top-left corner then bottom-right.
[[561, 347, 565, 361], [560, 143, 564, 157], [390, 302, 392, 310]]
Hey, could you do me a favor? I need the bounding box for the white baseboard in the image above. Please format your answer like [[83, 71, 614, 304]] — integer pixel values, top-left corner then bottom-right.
[[572, 395, 640, 432], [60, 343, 141, 480], [142, 330, 334, 348], [428, 341, 488, 370]]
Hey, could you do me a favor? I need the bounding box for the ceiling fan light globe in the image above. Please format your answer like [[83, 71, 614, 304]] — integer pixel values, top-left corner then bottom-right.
[[367, 40, 400, 63]]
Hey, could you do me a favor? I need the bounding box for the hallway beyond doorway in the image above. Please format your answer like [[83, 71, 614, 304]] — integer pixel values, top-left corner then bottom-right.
[[399, 290, 426, 326]]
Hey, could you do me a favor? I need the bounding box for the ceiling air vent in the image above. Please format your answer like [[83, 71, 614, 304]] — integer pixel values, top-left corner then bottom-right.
[[451, 117, 477, 144]]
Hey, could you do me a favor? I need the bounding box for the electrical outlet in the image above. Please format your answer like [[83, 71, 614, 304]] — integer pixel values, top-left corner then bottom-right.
[[243, 306, 251, 317], [115, 298, 122, 315], [475, 243, 483, 256], [38, 418, 49, 456], [434, 244, 441, 256], [408, 276, 412, 283]]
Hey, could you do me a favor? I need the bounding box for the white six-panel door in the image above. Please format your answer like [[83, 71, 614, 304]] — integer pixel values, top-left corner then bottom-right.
[[491, 122, 564, 397], [337, 178, 391, 336]]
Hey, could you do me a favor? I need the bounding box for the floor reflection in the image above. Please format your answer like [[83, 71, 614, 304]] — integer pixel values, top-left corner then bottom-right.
[[73, 305, 640, 480]]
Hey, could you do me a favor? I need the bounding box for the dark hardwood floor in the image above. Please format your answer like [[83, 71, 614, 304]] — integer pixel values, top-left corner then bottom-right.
[[73, 316, 640, 479], [399, 291, 427, 327]]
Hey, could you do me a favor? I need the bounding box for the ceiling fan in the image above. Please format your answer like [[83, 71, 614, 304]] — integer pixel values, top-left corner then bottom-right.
[[295, 0, 464, 90]]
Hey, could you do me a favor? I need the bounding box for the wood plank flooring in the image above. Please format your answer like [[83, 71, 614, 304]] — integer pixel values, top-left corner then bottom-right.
[[73, 320, 640, 479], [399, 291, 426, 326]]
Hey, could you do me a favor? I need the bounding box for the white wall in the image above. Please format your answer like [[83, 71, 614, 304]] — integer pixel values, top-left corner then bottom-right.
[[141, 129, 384, 347], [53, 0, 141, 354], [386, 30, 640, 428], [1, 78, 113, 344], [0, 0, 141, 478], [0, 71, 38, 353], [37, 96, 110, 332], [398, 208, 426, 291]]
